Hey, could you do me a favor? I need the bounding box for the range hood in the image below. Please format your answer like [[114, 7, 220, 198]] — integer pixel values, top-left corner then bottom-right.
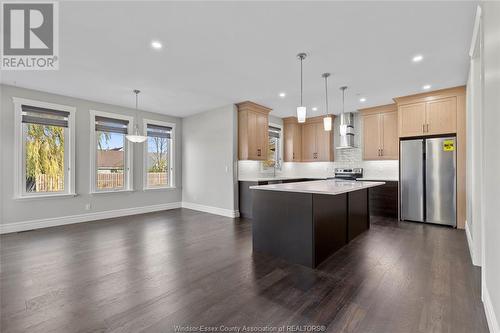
[[336, 112, 356, 149]]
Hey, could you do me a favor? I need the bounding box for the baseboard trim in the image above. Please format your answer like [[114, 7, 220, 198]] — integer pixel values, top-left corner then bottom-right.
[[0, 202, 182, 234], [483, 283, 500, 333], [182, 202, 240, 218], [465, 220, 476, 265]]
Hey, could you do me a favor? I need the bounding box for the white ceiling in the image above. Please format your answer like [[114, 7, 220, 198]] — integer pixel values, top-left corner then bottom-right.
[[1, 1, 477, 118]]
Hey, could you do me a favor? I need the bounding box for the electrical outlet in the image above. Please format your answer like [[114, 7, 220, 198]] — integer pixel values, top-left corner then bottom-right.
[[85, 203, 91, 211]]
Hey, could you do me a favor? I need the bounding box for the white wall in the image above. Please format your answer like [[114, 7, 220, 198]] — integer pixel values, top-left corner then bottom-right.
[[182, 104, 239, 217], [0, 84, 183, 232], [481, 2, 500, 332], [466, 6, 484, 266]]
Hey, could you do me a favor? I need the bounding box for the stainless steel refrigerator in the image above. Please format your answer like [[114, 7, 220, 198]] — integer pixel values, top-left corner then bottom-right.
[[400, 136, 457, 227]]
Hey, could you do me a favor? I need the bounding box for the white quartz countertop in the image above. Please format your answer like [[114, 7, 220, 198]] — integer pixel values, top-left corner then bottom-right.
[[250, 179, 385, 196], [356, 177, 399, 182], [239, 176, 324, 182]]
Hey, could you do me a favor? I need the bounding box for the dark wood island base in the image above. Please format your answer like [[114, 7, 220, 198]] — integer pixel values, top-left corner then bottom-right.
[[252, 188, 369, 268]]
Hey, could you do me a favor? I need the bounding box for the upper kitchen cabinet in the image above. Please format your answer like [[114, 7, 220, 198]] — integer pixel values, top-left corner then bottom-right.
[[283, 117, 302, 162], [425, 97, 457, 135], [398, 102, 427, 137], [237, 101, 271, 160], [394, 86, 464, 138], [301, 116, 334, 162], [360, 104, 398, 160]]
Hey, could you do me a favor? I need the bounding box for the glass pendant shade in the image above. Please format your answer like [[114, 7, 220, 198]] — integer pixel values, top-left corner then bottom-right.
[[297, 106, 307, 123], [126, 125, 147, 143], [323, 115, 332, 131]]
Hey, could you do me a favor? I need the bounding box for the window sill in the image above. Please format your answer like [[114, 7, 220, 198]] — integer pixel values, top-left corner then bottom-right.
[[143, 186, 177, 191], [90, 189, 135, 195], [13, 193, 77, 200]]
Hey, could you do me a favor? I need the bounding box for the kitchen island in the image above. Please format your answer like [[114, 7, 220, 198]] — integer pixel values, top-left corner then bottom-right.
[[250, 180, 384, 268]]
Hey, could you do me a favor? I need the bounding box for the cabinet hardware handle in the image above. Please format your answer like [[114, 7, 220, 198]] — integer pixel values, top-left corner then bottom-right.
[[381, 148, 383, 156], [422, 124, 425, 133], [426, 124, 429, 132]]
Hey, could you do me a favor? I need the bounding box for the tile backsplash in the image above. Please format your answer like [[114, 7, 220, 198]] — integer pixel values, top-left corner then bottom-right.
[[238, 113, 399, 180]]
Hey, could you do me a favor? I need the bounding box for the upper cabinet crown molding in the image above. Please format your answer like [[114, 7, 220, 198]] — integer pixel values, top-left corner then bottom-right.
[[236, 101, 272, 114], [393, 86, 466, 105], [237, 101, 271, 161], [358, 103, 397, 115]]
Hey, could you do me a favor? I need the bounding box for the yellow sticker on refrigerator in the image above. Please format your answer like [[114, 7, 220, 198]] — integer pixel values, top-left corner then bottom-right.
[[443, 140, 455, 151]]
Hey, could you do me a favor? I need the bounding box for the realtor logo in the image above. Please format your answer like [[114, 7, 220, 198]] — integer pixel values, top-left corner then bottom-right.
[[1, 1, 59, 70]]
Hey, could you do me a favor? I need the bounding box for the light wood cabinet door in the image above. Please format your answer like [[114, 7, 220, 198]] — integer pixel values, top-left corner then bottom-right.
[[362, 113, 381, 160], [255, 111, 269, 159], [380, 111, 398, 159], [245, 111, 259, 159], [425, 97, 457, 135], [399, 102, 426, 137], [301, 122, 317, 162], [315, 122, 333, 161], [284, 122, 302, 162], [237, 101, 271, 160]]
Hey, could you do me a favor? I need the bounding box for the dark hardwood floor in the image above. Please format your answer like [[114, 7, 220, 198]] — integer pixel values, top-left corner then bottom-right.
[[0, 209, 488, 333]]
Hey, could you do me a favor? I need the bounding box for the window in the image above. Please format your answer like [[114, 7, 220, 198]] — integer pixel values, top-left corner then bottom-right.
[[143, 120, 175, 189], [262, 124, 282, 172], [90, 111, 133, 192], [14, 98, 76, 198]]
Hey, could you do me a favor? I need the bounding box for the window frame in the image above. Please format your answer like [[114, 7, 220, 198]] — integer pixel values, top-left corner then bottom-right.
[[13, 97, 76, 199], [142, 119, 176, 190], [89, 110, 134, 194], [261, 122, 283, 173]]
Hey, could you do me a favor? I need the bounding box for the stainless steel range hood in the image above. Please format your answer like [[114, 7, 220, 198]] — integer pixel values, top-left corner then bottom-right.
[[336, 112, 356, 149]]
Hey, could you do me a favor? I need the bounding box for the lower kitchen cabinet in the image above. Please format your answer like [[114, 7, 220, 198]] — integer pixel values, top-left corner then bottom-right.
[[368, 181, 398, 218]]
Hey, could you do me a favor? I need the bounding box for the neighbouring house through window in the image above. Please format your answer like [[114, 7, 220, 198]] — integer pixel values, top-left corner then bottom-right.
[[92, 113, 132, 192]]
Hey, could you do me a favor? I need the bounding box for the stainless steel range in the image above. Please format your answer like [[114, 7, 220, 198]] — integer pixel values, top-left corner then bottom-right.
[[333, 168, 363, 180]]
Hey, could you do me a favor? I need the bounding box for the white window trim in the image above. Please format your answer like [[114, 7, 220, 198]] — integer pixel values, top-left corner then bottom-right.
[[261, 122, 283, 173], [13, 97, 76, 200], [142, 118, 176, 190], [89, 110, 134, 194]]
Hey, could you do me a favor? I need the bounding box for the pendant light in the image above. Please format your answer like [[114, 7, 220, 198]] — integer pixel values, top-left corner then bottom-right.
[[126, 89, 148, 143], [296, 53, 307, 123], [322, 73, 332, 131]]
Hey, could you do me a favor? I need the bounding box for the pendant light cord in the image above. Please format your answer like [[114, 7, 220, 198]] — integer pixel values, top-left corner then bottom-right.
[[324, 76, 329, 116], [340, 86, 347, 114], [300, 57, 303, 106], [134, 89, 140, 132]]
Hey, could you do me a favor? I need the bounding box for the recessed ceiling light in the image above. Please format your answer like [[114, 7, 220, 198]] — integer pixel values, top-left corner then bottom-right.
[[422, 84, 431, 90], [359, 97, 367, 102], [312, 107, 318, 111], [279, 92, 286, 98], [412, 54, 423, 62], [151, 41, 162, 49]]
